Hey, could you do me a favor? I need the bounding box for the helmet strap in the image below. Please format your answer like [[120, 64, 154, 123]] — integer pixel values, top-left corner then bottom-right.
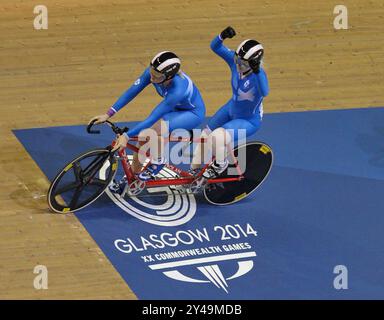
[[242, 68, 253, 77], [159, 77, 173, 86]]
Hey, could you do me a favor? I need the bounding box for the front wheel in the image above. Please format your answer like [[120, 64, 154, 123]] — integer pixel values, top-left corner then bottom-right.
[[47, 148, 118, 213], [203, 142, 273, 205]]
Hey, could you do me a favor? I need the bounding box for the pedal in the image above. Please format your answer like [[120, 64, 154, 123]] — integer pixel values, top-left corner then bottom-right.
[[127, 180, 146, 196], [109, 176, 129, 196], [109, 178, 125, 194], [188, 177, 207, 193]]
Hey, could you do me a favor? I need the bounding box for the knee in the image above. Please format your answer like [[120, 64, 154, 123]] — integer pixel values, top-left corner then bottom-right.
[[136, 140, 146, 146], [153, 119, 169, 136], [151, 121, 161, 134], [138, 127, 156, 138]]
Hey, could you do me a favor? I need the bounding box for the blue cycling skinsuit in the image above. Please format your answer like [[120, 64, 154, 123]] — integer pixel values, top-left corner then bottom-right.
[[107, 68, 206, 138], [207, 35, 269, 141]]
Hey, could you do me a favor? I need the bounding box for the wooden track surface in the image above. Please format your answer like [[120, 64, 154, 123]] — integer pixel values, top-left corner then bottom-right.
[[0, 0, 383, 299]]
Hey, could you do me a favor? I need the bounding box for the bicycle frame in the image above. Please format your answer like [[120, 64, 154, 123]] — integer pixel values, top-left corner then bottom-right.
[[114, 135, 244, 188]]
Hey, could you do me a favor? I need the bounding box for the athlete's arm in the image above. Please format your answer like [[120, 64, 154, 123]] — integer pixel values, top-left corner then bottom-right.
[[107, 68, 151, 116], [210, 27, 236, 67], [254, 68, 269, 97], [126, 84, 185, 138]]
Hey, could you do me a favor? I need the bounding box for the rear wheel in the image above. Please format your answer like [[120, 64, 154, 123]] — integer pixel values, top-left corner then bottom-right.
[[47, 148, 117, 213], [203, 142, 273, 205]]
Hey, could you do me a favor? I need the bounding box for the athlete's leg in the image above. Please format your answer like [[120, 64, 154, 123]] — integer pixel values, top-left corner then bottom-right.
[[131, 140, 146, 173], [191, 100, 232, 169], [202, 117, 261, 178], [131, 119, 165, 173], [209, 127, 232, 164], [163, 109, 204, 132], [207, 100, 232, 131], [221, 117, 261, 142], [138, 105, 205, 163], [135, 109, 204, 180]]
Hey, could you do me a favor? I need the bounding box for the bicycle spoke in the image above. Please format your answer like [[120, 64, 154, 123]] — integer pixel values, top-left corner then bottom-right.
[[54, 182, 79, 196], [72, 161, 82, 182], [69, 185, 84, 209], [84, 161, 108, 186], [90, 178, 108, 187], [83, 154, 109, 177], [82, 154, 104, 174]]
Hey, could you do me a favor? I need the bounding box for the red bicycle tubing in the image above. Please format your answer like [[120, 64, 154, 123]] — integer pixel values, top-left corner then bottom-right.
[[115, 141, 244, 187]]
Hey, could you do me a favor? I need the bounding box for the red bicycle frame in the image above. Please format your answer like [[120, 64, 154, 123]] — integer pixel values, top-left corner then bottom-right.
[[115, 135, 244, 187]]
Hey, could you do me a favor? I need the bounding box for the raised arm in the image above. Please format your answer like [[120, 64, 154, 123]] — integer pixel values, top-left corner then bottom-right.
[[210, 26, 236, 67]]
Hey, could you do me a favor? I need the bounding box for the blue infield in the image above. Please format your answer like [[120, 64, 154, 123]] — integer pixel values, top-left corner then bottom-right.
[[13, 107, 384, 299]]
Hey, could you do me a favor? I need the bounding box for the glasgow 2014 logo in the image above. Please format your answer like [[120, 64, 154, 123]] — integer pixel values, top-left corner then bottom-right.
[[115, 225, 259, 293]]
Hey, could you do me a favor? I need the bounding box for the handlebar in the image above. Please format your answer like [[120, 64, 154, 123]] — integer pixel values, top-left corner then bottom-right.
[[86, 119, 101, 134], [87, 119, 129, 136]]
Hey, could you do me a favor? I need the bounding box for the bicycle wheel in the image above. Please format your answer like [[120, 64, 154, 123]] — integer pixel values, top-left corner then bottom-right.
[[47, 148, 118, 213], [203, 141, 273, 205]]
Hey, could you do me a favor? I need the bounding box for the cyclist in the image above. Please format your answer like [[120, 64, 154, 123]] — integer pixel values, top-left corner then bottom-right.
[[90, 51, 206, 182], [191, 26, 269, 178]]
